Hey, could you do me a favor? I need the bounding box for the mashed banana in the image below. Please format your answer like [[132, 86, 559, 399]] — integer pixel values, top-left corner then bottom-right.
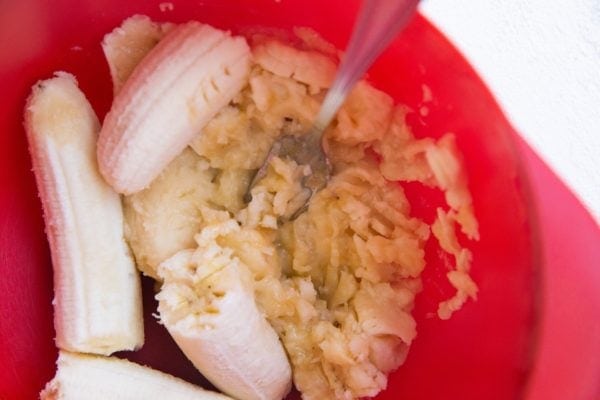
[[123, 30, 478, 400]]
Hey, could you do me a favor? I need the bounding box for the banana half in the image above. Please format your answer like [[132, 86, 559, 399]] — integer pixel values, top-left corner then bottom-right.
[[24, 73, 144, 355], [156, 222, 292, 400], [97, 21, 251, 194], [41, 351, 232, 400]]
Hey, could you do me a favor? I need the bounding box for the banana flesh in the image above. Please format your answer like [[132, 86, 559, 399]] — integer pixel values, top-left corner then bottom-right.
[[40, 351, 232, 400], [24, 72, 144, 355], [101, 14, 174, 94], [252, 38, 336, 94], [97, 21, 251, 194], [156, 231, 292, 400], [122, 148, 216, 280]]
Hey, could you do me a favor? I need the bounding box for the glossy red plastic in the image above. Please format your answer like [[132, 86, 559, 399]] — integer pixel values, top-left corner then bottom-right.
[[1, 1, 598, 399]]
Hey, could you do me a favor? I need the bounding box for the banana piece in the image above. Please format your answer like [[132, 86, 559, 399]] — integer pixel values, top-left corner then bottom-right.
[[24, 72, 143, 355], [252, 38, 336, 94], [97, 21, 251, 194], [102, 14, 174, 94], [40, 351, 232, 400], [156, 226, 292, 400], [123, 148, 216, 279], [425, 134, 479, 240]]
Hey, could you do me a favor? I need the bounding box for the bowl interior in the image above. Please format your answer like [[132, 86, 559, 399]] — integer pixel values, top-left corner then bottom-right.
[[0, 1, 539, 399]]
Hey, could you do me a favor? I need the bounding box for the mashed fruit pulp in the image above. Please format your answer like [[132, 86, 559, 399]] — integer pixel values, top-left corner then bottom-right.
[[121, 25, 478, 400]]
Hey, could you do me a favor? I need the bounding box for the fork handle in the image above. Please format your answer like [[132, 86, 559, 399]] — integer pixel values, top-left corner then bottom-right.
[[313, 0, 420, 134]]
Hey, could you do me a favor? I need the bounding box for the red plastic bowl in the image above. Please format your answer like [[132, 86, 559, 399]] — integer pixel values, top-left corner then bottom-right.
[[1, 1, 598, 399]]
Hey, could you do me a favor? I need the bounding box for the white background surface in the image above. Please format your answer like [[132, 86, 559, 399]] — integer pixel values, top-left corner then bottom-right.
[[421, 0, 600, 222]]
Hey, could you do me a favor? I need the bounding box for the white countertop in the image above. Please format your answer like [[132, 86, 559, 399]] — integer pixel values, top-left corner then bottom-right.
[[421, 0, 600, 222]]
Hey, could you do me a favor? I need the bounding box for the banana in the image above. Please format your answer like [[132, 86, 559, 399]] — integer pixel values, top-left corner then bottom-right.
[[156, 220, 292, 400], [24, 72, 143, 355], [123, 148, 217, 280], [102, 14, 174, 94], [40, 351, 232, 400], [425, 134, 479, 240], [97, 21, 251, 194], [252, 38, 336, 94]]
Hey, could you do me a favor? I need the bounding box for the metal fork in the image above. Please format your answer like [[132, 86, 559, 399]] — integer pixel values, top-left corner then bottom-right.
[[245, 0, 420, 216]]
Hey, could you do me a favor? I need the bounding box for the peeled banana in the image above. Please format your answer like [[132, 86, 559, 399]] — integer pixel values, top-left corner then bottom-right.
[[97, 21, 251, 194], [40, 351, 232, 400], [24, 72, 143, 355], [156, 233, 292, 400]]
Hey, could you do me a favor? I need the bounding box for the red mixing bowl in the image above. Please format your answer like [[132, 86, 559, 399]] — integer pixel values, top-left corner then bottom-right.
[[1, 1, 598, 399]]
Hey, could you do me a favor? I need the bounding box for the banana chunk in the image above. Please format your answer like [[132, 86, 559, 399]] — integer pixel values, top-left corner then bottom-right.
[[24, 72, 143, 355], [156, 222, 292, 400], [252, 38, 336, 93], [97, 21, 251, 194], [40, 351, 232, 400], [102, 14, 174, 94], [123, 148, 216, 279]]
